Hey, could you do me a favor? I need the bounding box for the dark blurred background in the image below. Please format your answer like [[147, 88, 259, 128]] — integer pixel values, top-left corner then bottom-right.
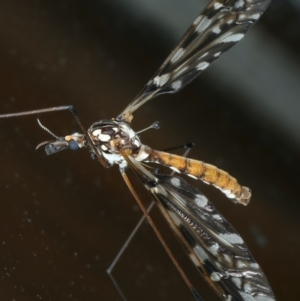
[[0, 0, 299, 300]]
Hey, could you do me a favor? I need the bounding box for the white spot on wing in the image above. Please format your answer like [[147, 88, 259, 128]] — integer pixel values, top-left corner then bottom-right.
[[232, 277, 242, 289], [196, 62, 209, 71], [200, 52, 209, 59], [170, 177, 180, 187], [193, 15, 201, 25], [194, 194, 208, 207], [236, 260, 246, 269], [234, 0, 245, 8], [227, 18, 234, 24], [171, 48, 185, 63], [153, 74, 170, 87], [194, 245, 208, 261], [239, 292, 256, 301], [244, 283, 252, 294], [212, 214, 222, 221], [208, 243, 219, 256], [250, 13, 260, 20], [250, 263, 259, 270], [223, 254, 232, 263], [222, 33, 244, 43], [171, 80, 182, 90], [210, 272, 221, 281], [219, 233, 244, 244], [255, 296, 276, 301], [238, 14, 247, 21], [213, 2, 223, 9], [212, 25, 221, 34], [195, 16, 212, 34]]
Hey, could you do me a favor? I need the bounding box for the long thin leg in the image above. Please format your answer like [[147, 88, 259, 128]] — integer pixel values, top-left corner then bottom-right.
[[0, 106, 72, 118], [121, 170, 203, 301], [0, 105, 88, 134], [107, 146, 197, 300], [107, 147, 192, 275], [106, 201, 155, 275]]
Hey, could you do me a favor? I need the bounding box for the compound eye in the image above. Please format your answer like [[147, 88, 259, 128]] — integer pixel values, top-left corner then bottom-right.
[[69, 139, 80, 151]]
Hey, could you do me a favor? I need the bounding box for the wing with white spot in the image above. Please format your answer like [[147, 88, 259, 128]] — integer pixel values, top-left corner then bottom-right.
[[119, 0, 271, 118], [152, 175, 275, 301], [127, 156, 275, 301]]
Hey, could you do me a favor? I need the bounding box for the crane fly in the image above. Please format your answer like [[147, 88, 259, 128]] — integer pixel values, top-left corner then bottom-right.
[[0, 0, 275, 300]]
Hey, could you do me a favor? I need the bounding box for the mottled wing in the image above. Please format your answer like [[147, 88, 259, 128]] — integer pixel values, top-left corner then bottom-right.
[[127, 156, 275, 301], [119, 0, 271, 118]]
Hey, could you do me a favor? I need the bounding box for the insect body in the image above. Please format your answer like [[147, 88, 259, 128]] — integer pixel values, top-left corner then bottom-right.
[[0, 0, 275, 300], [48, 119, 251, 204]]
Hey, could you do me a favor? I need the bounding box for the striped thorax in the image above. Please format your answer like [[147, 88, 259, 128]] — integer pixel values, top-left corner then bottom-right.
[[88, 120, 142, 168]]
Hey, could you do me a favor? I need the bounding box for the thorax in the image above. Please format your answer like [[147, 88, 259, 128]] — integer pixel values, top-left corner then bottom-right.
[[87, 119, 142, 168]]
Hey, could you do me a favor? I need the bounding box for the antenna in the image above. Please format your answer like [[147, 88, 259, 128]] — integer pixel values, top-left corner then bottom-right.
[[136, 121, 160, 134]]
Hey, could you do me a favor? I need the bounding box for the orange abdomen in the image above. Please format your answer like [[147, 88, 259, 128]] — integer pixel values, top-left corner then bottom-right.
[[144, 147, 251, 205]]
